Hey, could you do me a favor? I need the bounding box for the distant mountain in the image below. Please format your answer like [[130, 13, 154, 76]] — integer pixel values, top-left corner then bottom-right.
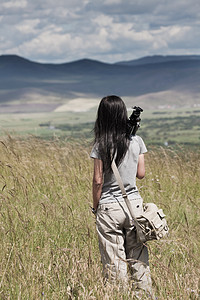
[[115, 55, 200, 66], [0, 54, 200, 112]]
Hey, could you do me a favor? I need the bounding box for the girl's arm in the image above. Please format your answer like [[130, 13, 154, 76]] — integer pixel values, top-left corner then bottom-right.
[[92, 158, 103, 210], [136, 154, 145, 179]]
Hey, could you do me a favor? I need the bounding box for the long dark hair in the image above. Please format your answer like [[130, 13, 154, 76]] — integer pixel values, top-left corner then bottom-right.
[[94, 95, 130, 172]]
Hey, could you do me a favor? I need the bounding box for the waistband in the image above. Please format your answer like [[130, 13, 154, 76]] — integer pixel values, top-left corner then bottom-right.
[[99, 192, 142, 205]]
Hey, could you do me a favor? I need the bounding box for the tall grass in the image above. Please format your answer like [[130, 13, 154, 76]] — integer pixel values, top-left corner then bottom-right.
[[0, 136, 199, 299]]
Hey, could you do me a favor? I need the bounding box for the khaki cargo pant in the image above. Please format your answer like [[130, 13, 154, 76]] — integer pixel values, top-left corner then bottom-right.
[[96, 198, 152, 295]]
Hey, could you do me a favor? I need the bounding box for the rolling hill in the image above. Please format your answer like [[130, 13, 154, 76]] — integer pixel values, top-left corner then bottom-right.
[[115, 55, 200, 66], [0, 54, 200, 112]]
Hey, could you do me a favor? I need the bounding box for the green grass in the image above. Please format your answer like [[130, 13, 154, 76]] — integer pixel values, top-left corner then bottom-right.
[[139, 113, 200, 145], [0, 110, 96, 139], [0, 107, 200, 145], [0, 136, 199, 299]]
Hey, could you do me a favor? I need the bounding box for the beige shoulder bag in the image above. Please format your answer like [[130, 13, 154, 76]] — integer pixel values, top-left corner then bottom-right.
[[111, 159, 169, 243]]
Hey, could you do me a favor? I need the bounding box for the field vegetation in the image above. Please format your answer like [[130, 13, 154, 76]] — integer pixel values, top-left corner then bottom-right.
[[0, 108, 200, 146], [0, 136, 199, 299]]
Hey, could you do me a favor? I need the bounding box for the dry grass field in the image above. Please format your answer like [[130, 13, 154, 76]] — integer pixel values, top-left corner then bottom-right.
[[0, 136, 199, 299]]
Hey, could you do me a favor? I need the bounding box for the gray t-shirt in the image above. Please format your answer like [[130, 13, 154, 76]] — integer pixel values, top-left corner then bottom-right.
[[90, 135, 147, 204]]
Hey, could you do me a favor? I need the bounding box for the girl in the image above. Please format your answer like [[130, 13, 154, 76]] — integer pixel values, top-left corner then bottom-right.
[[90, 95, 152, 296]]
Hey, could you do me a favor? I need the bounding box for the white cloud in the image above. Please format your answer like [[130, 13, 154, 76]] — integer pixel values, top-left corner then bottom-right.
[[2, 0, 27, 9], [16, 19, 40, 34], [104, 0, 122, 4], [0, 0, 199, 62], [9, 22, 112, 61]]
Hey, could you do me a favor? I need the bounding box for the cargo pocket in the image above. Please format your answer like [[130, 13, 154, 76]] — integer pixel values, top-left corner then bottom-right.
[[130, 198, 143, 217]]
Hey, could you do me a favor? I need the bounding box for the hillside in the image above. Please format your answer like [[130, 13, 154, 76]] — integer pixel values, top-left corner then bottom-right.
[[116, 54, 200, 66], [0, 54, 200, 112]]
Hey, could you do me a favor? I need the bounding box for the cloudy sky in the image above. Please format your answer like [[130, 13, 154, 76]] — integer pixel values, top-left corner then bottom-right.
[[0, 0, 200, 63]]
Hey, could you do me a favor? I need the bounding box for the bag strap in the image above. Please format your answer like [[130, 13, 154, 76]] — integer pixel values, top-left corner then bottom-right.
[[111, 159, 146, 243]]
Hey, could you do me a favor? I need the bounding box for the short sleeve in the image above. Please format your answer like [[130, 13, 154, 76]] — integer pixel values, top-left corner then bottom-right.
[[90, 143, 101, 159], [135, 135, 147, 154]]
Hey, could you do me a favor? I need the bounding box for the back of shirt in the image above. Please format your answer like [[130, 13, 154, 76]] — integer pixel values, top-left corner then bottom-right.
[[90, 135, 147, 204]]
